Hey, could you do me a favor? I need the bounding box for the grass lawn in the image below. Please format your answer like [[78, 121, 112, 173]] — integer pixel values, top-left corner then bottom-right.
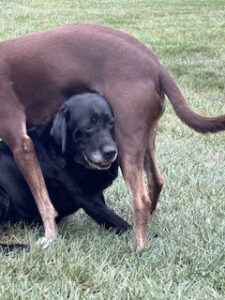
[[0, 0, 225, 299]]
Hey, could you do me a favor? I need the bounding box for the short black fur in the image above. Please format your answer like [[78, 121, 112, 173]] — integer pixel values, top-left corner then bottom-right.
[[0, 93, 131, 252]]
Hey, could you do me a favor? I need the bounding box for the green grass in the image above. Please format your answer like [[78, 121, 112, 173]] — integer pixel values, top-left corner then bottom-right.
[[0, 0, 225, 299]]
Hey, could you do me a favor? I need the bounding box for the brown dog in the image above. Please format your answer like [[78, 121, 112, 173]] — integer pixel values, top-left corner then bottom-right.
[[0, 24, 225, 249]]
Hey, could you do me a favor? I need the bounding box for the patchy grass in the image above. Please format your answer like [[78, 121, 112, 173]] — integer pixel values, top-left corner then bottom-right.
[[0, 0, 225, 299]]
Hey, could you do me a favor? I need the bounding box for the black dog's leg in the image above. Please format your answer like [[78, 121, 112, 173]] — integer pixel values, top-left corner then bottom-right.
[[54, 172, 131, 234], [0, 187, 30, 253], [81, 194, 131, 234]]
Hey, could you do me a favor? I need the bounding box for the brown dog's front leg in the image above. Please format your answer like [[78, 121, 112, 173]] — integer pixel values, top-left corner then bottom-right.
[[13, 135, 58, 246]]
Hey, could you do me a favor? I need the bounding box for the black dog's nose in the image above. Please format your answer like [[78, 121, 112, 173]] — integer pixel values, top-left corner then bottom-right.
[[102, 145, 117, 160]]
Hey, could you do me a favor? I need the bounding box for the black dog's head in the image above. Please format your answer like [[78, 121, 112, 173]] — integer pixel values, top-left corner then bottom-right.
[[50, 93, 117, 170]]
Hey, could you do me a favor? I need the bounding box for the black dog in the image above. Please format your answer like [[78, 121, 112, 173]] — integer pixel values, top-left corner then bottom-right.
[[0, 93, 130, 252]]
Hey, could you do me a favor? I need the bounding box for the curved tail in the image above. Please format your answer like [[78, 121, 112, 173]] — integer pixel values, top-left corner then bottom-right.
[[159, 67, 225, 133]]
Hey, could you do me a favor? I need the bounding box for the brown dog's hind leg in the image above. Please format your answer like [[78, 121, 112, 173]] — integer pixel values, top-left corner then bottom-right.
[[106, 81, 163, 250], [1, 112, 58, 247], [120, 151, 151, 250], [144, 125, 164, 214]]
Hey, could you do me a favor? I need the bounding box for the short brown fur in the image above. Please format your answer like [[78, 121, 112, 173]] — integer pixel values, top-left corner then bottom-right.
[[1, 24, 225, 248]]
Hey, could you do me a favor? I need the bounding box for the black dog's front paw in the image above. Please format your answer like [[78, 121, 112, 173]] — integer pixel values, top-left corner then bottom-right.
[[114, 221, 132, 235], [102, 209, 132, 234]]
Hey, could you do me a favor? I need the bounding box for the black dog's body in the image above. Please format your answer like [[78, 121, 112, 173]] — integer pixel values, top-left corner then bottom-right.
[[0, 124, 118, 225], [0, 93, 130, 251]]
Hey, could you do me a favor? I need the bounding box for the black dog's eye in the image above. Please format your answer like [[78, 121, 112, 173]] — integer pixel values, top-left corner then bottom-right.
[[78, 116, 97, 134]]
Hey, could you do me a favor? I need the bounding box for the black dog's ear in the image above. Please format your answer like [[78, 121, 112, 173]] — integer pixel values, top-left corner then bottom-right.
[[50, 111, 67, 153]]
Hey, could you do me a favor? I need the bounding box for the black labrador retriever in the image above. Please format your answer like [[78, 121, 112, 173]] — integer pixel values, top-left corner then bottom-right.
[[0, 92, 130, 252]]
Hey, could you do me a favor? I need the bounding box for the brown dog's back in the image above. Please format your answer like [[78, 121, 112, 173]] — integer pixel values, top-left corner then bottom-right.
[[1, 23, 225, 132], [1, 24, 162, 124]]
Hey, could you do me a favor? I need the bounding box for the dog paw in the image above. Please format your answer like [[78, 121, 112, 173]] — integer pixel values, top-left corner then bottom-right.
[[37, 219, 58, 249], [36, 236, 56, 249]]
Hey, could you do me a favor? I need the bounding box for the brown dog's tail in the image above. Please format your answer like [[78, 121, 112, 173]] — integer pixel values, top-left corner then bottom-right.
[[159, 67, 225, 133]]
